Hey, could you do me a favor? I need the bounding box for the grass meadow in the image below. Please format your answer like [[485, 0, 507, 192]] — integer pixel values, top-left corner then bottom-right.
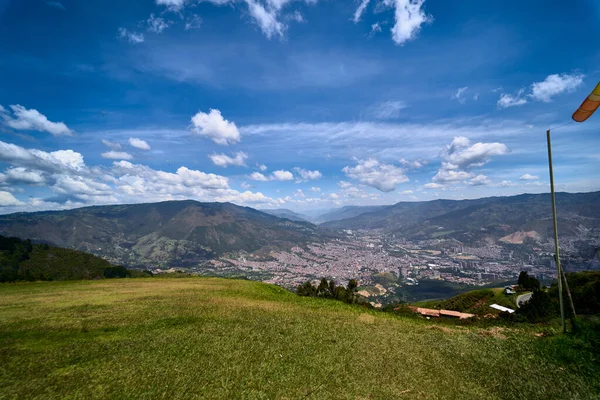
[[1, 277, 599, 399]]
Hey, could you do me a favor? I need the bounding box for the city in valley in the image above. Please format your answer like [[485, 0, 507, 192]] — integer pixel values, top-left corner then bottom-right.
[[151, 229, 599, 306]]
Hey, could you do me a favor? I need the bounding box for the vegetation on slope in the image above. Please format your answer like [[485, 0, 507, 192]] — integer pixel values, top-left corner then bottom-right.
[[0, 235, 147, 282], [0, 277, 599, 399]]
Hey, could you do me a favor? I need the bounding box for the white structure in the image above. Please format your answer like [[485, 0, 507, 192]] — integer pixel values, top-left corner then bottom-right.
[[490, 304, 515, 314]]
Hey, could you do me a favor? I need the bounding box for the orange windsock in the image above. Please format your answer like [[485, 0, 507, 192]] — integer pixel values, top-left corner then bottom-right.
[[572, 82, 600, 122]]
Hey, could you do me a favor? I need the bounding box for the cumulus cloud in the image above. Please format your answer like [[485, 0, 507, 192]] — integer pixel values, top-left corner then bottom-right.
[[520, 173, 539, 181], [294, 167, 322, 182], [249, 172, 269, 181], [429, 137, 509, 187], [128, 137, 151, 151], [191, 109, 241, 145], [258, 164, 268, 171], [530, 73, 584, 102], [353, 0, 370, 23], [0, 167, 46, 185], [102, 139, 122, 150], [468, 174, 491, 186], [209, 152, 248, 167], [156, 0, 187, 9], [147, 13, 171, 33], [443, 136, 509, 170], [452, 87, 468, 104], [0, 105, 73, 136], [118, 28, 144, 44], [0, 140, 85, 174], [101, 151, 134, 160], [399, 158, 425, 169], [0, 191, 24, 206], [310, 187, 321, 192], [383, 0, 431, 45], [271, 170, 294, 181], [497, 89, 527, 108], [338, 181, 353, 188], [423, 183, 442, 189], [343, 158, 408, 192]]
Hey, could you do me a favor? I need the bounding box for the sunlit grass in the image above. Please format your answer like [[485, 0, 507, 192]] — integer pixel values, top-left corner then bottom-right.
[[1, 277, 598, 399]]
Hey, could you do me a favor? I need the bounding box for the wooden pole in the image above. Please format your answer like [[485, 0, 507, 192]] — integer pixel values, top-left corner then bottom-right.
[[547, 129, 566, 333]]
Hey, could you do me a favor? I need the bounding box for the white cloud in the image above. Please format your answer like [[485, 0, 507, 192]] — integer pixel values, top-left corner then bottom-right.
[[244, 0, 285, 39], [370, 22, 382, 35], [452, 87, 468, 104], [147, 13, 171, 33], [271, 170, 294, 181], [399, 158, 424, 169], [0, 105, 73, 136], [156, 0, 187, 9], [401, 189, 413, 194], [0, 191, 24, 206], [430, 137, 509, 186], [241, 182, 252, 189], [383, 0, 431, 45], [530, 73, 584, 102], [294, 167, 322, 181], [288, 11, 304, 23], [102, 139, 122, 150], [118, 28, 144, 44], [468, 174, 491, 186], [330, 193, 339, 199], [497, 89, 527, 108], [443, 136, 509, 170], [343, 158, 408, 192], [191, 109, 241, 145], [310, 186, 321, 192], [295, 189, 305, 197], [0, 140, 85, 173], [520, 173, 539, 181], [185, 14, 202, 30], [101, 151, 134, 160], [258, 164, 267, 171], [128, 137, 151, 151], [249, 172, 269, 181], [423, 183, 442, 189], [338, 181, 353, 189], [372, 100, 407, 119], [209, 152, 248, 167], [353, 0, 370, 23], [0, 167, 46, 185]]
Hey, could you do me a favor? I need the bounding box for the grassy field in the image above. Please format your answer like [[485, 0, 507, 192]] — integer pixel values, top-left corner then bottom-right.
[[1, 278, 599, 399]]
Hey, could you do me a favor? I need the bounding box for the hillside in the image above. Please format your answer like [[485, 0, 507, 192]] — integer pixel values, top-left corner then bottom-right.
[[0, 201, 323, 268], [314, 205, 387, 224], [323, 191, 600, 247], [260, 208, 310, 222], [1, 278, 599, 399], [0, 235, 137, 282]]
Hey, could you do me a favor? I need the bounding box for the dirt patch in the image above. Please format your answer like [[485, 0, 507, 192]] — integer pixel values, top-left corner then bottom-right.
[[479, 327, 507, 339], [357, 313, 375, 324]]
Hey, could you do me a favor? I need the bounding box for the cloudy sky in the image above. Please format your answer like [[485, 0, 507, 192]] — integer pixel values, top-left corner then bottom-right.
[[0, 0, 599, 213]]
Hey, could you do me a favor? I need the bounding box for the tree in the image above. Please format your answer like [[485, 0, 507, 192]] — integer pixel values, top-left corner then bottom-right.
[[517, 289, 556, 322], [317, 278, 330, 297], [346, 279, 358, 304], [518, 271, 540, 291]]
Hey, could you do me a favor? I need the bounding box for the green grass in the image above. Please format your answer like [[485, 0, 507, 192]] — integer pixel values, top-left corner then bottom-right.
[[1, 278, 599, 399]]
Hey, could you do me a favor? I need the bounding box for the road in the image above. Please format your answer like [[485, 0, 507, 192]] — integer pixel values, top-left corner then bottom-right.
[[516, 292, 532, 308]]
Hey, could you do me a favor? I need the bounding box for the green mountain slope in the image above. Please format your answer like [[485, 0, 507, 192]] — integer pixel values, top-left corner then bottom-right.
[[260, 208, 311, 222], [0, 278, 598, 399], [0, 235, 129, 281], [323, 191, 600, 245], [0, 201, 323, 268]]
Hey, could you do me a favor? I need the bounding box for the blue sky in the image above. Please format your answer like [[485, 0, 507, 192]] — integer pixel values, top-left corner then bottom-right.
[[0, 0, 599, 213]]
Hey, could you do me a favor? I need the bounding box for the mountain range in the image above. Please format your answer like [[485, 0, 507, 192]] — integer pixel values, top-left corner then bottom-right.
[[0, 201, 322, 268], [322, 191, 600, 252]]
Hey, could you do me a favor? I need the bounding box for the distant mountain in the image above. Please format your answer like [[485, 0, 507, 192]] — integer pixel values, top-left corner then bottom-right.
[[0, 201, 323, 268], [261, 208, 310, 222], [315, 205, 387, 224], [322, 192, 600, 248]]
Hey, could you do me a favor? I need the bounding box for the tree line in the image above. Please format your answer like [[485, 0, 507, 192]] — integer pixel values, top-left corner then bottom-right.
[[297, 278, 370, 306]]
